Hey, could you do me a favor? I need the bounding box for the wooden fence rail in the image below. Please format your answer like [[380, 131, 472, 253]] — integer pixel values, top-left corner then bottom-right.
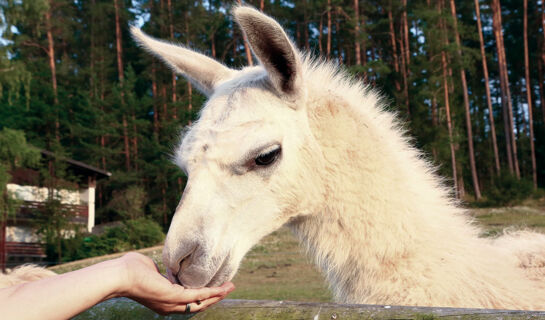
[[75, 298, 545, 319]]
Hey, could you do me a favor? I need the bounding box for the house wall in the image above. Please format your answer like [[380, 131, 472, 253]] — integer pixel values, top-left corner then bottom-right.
[[6, 226, 40, 243], [7, 184, 81, 205]]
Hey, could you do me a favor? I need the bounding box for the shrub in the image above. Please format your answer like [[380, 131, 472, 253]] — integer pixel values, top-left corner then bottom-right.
[[50, 218, 165, 264], [483, 174, 534, 207]]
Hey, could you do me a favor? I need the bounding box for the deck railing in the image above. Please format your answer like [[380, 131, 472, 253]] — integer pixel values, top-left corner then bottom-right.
[[14, 201, 88, 224]]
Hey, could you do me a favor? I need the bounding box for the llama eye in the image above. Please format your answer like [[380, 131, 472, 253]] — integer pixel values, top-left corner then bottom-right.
[[255, 147, 281, 166]]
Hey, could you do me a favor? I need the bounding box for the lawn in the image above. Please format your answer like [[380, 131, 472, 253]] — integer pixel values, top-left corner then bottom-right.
[[51, 197, 545, 304]]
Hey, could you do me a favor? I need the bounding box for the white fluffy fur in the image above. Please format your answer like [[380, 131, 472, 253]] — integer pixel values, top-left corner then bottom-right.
[[133, 6, 545, 310], [0, 265, 56, 289]]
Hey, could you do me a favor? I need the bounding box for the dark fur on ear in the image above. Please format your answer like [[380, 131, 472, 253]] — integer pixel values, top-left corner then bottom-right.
[[233, 6, 302, 97]]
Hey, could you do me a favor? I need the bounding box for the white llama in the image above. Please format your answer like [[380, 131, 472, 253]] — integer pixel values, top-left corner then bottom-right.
[[132, 6, 545, 310]]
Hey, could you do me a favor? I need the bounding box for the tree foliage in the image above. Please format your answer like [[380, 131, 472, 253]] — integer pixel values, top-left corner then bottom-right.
[[0, 0, 543, 245]]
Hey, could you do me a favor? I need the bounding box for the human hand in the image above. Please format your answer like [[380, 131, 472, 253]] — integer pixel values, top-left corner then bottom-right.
[[116, 252, 235, 315]]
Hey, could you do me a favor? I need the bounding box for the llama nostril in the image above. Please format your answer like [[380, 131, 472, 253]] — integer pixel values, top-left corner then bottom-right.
[[177, 245, 198, 274]]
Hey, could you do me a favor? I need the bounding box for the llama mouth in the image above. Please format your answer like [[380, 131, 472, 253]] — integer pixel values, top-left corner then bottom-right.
[[174, 252, 232, 288], [205, 253, 232, 287]]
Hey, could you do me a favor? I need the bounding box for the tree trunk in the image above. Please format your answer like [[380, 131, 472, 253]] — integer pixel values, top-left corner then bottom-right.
[[449, 0, 481, 199], [523, 0, 537, 189], [319, 14, 324, 54], [388, 3, 401, 92], [474, 0, 501, 175], [162, 181, 168, 226], [442, 50, 459, 198], [492, 0, 520, 178], [45, 5, 59, 141], [167, 0, 177, 119], [327, 0, 332, 58], [114, 0, 124, 84], [398, 25, 410, 116], [304, 5, 310, 51], [114, 0, 130, 171], [132, 113, 138, 172], [1, 190, 7, 273], [122, 115, 130, 171], [354, 0, 361, 65], [161, 84, 167, 120], [237, 0, 254, 65], [538, 53, 545, 126], [335, 9, 342, 64], [402, 0, 410, 65], [541, 0, 545, 124], [152, 61, 159, 138], [439, 0, 459, 197], [185, 14, 193, 121], [260, 0, 264, 11]]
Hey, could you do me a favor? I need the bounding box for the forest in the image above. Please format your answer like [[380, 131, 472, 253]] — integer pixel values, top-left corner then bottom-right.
[[0, 0, 544, 247]]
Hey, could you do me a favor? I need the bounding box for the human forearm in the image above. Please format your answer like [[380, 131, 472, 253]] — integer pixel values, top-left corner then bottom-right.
[[0, 258, 125, 320]]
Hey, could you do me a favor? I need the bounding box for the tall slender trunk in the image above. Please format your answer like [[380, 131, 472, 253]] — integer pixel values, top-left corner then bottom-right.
[[541, 1, 545, 126], [361, 11, 367, 65], [304, 4, 310, 51], [319, 14, 324, 54], [439, 0, 458, 197], [122, 116, 130, 171], [388, 4, 401, 92], [327, 0, 332, 58], [354, 0, 361, 65], [185, 15, 193, 120], [161, 84, 167, 120], [114, 0, 130, 171], [523, 0, 537, 189], [1, 190, 7, 272], [335, 9, 342, 64], [45, 5, 59, 141], [237, 0, 253, 65], [431, 95, 438, 161], [449, 0, 481, 199], [260, 0, 264, 11], [162, 181, 168, 226], [474, 0, 500, 175], [114, 0, 124, 84], [538, 54, 545, 125], [167, 0, 177, 119], [399, 25, 410, 116], [402, 0, 410, 64], [492, 0, 520, 178], [132, 113, 138, 172], [443, 50, 459, 198], [152, 61, 159, 138]]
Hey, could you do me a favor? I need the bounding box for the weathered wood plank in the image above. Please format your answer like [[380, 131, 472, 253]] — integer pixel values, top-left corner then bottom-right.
[[75, 298, 545, 319]]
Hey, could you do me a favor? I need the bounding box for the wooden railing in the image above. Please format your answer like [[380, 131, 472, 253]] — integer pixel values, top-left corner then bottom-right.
[[6, 242, 46, 257], [14, 201, 88, 225], [75, 299, 545, 319]]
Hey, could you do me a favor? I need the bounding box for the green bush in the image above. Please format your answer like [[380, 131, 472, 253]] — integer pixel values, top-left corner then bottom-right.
[[482, 174, 534, 207], [52, 218, 165, 263]]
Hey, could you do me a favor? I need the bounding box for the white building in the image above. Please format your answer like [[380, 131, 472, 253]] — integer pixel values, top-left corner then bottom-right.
[[1, 150, 111, 268]]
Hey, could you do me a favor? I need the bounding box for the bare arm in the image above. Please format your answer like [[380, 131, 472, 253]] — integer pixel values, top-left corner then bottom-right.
[[0, 252, 234, 320]]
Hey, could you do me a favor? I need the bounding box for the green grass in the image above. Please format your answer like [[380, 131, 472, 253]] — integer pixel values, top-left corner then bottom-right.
[[54, 197, 545, 304]]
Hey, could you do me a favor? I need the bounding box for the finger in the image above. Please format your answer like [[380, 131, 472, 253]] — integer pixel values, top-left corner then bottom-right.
[[192, 295, 226, 312], [171, 295, 224, 314], [180, 285, 230, 301]]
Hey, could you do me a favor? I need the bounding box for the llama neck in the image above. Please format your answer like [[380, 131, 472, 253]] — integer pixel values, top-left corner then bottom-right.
[[288, 89, 481, 304]]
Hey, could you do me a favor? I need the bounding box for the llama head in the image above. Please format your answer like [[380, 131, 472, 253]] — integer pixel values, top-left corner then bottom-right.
[[132, 6, 326, 288]]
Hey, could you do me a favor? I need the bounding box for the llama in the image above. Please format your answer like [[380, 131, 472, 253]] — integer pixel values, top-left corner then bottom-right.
[[0, 265, 56, 289], [132, 6, 545, 310]]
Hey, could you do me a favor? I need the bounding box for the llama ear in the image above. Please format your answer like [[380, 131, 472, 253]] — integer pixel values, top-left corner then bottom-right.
[[233, 6, 302, 98], [131, 27, 234, 97]]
